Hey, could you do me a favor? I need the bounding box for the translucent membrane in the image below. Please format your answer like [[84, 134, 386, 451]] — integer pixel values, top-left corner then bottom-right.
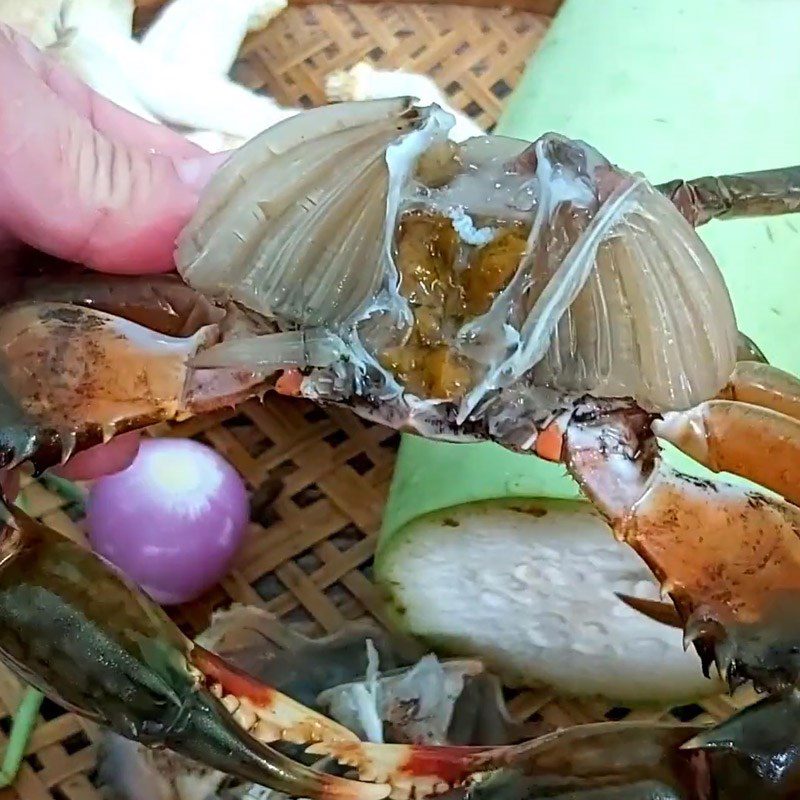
[[524, 177, 739, 413], [176, 98, 451, 330]]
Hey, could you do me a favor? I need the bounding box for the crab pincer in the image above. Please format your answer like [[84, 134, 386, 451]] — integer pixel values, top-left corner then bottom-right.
[[0, 273, 273, 474], [560, 395, 800, 679], [310, 718, 800, 799], [0, 497, 387, 800], [551, 393, 800, 792]]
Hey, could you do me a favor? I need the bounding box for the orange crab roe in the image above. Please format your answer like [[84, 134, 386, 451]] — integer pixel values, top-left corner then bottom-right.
[[381, 211, 529, 401]]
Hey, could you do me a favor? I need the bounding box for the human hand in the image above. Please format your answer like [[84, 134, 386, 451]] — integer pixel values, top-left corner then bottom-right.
[[0, 25, 229, 487]]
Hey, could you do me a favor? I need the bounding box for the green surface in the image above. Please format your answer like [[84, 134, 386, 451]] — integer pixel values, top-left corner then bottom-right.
[[0, 689, 43, 788], [380, 0, 800, 544]]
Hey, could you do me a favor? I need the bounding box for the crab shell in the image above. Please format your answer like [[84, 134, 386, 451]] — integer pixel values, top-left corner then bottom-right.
[[173, 97, 738, 446]]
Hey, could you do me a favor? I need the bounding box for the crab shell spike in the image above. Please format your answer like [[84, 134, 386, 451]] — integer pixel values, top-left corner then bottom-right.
[[191, 645, 359, 746], [615, 594, 683, 629], [175, 97, 453, 330], [735, 332, 769, 364]]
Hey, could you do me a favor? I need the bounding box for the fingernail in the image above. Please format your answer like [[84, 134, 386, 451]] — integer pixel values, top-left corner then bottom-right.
[[175, 152, 232, 193]]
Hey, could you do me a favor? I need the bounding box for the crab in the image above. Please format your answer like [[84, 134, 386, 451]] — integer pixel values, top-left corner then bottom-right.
[[0, 98, 799, 797]]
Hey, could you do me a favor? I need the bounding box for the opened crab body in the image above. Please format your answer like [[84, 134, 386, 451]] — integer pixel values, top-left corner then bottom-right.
[[0, 98, 800, 796]]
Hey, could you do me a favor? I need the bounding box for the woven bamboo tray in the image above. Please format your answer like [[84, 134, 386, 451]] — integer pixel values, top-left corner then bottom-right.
[[0, 4, 755, 800]]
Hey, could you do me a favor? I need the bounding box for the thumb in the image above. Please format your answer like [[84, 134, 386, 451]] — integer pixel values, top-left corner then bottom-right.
[[0, 29, 230, 274], [0, 130, 229, 275]]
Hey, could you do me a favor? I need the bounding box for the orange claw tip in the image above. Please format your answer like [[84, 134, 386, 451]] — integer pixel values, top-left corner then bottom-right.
[[191, 645, 358, 744]]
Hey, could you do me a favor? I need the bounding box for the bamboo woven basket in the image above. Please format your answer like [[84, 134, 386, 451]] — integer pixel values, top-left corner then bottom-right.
[[0, 3, 755, 800]]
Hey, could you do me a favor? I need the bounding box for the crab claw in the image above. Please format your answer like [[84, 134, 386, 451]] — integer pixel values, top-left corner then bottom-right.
[[0, 497, 387, 800], [563, 387, 800, 695], [307, 740, 496, 799], [311, 722, 718, 800], [152, 679, 385, 800], [191, 645, 358, 746], [682, 690, 800, 796], [0, 274, 271, 473]]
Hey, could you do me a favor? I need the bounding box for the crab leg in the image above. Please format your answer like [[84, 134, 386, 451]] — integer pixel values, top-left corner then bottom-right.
[[656, 164, 800, 226], [0, 498, 385, 800], [653, 400, 800, 507], [717, 360, 800, 421], [650, 361, 800, 507]]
